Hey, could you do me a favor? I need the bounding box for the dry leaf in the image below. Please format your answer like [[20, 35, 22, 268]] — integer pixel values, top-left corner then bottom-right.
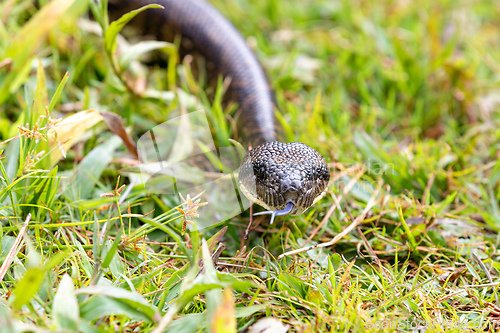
[[48, 109, 103, 165], [100, 111, 138, 159]]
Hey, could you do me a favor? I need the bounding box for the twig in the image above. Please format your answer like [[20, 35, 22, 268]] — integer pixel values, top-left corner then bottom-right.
[[198, 243, 226, 275], [0, 214, 31, 282], [215, 261, 267, 272], [244, 202, 254, 240], [278, 182, 382, 259]]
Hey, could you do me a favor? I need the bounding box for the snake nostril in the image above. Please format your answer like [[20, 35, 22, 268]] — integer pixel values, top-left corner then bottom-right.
[[280, 178, 302, 193], [280, 179, 291, 193]]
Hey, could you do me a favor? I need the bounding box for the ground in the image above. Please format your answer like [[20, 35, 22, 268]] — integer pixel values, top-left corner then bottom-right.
[[1, 0, 500, 332]]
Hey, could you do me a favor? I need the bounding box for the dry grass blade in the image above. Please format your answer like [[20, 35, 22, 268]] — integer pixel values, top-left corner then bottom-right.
[[278, 181, 382, 259], [305, 166, 366, 244], [0, 214, 31, 282], [472, 253, 499, 306]]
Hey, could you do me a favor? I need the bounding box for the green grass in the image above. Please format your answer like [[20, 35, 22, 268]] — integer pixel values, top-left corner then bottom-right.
[[1, 0, 500, 332]]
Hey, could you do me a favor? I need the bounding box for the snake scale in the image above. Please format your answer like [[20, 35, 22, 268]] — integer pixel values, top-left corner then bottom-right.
[[108, 0, 330, 223]]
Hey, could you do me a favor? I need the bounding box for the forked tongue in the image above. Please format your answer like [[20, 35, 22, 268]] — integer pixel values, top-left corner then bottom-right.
[[253, 202, 294, 225]]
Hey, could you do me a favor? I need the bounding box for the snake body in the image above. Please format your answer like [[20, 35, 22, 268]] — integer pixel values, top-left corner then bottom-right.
[[109, 0, 330, 219]]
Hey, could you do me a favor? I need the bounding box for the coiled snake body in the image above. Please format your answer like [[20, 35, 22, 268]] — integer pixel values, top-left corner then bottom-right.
[[109, 0, 330, 222]]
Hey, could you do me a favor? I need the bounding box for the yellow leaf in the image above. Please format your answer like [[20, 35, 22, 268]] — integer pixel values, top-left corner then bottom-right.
[[210, 288, 236, 333], [48, 110, 103, 165], [0, 0, 76, 104]]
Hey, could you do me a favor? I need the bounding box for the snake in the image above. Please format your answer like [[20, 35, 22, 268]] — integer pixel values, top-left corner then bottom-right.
[[108, 0, 330, 223]]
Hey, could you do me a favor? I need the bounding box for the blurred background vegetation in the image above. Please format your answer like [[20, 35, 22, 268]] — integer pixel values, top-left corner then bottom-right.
[[1, 0, 500, 332]]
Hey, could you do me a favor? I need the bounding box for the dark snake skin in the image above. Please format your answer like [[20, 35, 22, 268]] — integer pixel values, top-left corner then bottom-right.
[[108, 0, 277, 146], [108, 0, 330, 216]]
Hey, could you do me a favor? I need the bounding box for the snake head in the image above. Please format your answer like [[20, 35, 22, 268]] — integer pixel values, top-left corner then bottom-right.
[[238, 141, 330, 223]]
